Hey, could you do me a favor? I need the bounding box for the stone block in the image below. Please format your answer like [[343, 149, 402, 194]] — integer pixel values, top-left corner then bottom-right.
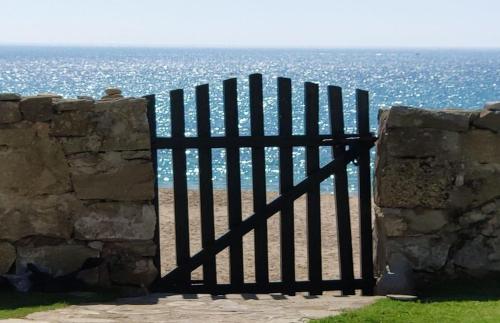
[[461, 130, 500, 164], [69, 152, 154, 201], [53, 99, 94, 112], [0, 93, 21, 101], [94, 98, 150, 151], [103, 241, 156, 258], [485, 102, 500, 111], [37, 93, 62, 99], [74, 203, 156, 241], [382, 127, 460, 158], [403, 209, 449, 233], [50, 110, 92, 137], [376, 208, 408, 237], [472, 110, 500, 133], [459, 210, 488, 225], [109, 258, 158, 287], [375, 157, 456, 208], [0, 101, 22, 124], [0, 125, 71, 195], [375, 253, 415, 295], [16, 244, 99, 277], [386, 106, 472, 132], [386, 235, 452, 271], [453, 236, 490, 273], [19, 96, 53, 122], [57, 98, 150, 153], [450, 164, 500, 209], [59, 134, 103, 155], [0, 194, 81, 241], [0, 242, 16, 274]]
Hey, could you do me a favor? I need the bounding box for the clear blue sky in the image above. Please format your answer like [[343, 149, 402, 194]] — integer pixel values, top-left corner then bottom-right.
[[1, 0, 499, 48]]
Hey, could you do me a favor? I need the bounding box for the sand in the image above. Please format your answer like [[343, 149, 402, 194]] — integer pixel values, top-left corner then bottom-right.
[[159, 189, 361, 284]]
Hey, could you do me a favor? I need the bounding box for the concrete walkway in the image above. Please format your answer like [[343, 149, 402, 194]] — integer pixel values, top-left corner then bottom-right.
[[5, 293, 380, 323]]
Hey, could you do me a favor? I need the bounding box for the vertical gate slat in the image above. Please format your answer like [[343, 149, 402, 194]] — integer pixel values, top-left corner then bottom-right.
[[170, 89, 191, 286], [249, 73, 269, 286], [196, 84, 217, 288], [328, 86, 355, 295], [223, 78, 244, 287], [356, 89, 374, 295], [304, 82, 322, 295], [144, 94, 161, 279], [277, 77, 295, 295]]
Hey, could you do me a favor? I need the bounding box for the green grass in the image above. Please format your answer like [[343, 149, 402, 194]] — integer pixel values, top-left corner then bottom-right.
[[0, 291, 116, 319], [313, 280, 500, 323]]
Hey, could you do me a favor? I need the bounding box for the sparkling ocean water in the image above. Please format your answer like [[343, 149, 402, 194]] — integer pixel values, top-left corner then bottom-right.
[[1, 46, 499, 192]]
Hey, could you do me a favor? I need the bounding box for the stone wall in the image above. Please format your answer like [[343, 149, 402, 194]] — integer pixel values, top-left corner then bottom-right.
[[375, 102, 500, 294], [0, 90, 157, 290]]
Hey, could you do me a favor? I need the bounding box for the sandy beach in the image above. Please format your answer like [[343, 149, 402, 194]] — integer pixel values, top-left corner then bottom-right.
[[159, 189, 361, 283]]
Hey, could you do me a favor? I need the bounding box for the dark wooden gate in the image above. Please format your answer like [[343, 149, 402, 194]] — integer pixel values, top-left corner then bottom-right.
[[145, 74, 376, 295]]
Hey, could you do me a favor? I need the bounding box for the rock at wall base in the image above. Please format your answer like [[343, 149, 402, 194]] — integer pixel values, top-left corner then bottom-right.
[[375, 254, 416, 296], [16, 244, 99, 277], [0, 242, 16, 274]]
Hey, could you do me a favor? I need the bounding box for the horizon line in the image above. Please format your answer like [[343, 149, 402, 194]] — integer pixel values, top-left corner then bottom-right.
[[1, 42, 500, 51]]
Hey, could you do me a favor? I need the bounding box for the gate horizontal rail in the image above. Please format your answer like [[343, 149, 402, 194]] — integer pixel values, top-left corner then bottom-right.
[[152, 134, 375, 149]]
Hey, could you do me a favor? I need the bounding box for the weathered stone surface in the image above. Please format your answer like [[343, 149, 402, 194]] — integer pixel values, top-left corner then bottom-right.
[[459, 210, 488, 225], [74, 203, 156, 241], [376, 208, 408, 237], [485, 101, 500, 111], [94, 98, 150, 151], [0, 242, 16, 274], [105, 88, 122, 96], [121, 150, 151, 160], [0, 125, 71, 195], [0, 101, 22, 124], [386, 235, 452, 271], [53, 99, 94, 112], [88, 241, 104, 251], [101, 94, 125, 100], [385, 106, 472, 132], [481, 202, 497, 214], [0, 93, 21, 101], [461, 130, 500, 164], [375, 254, 415, 296], [487, 236, 500, 261], [103, 241, 156, 258], [450, 164, 500, 208], [69, 152, 154, 201], [77, 96, 94, 101], [50, 110, 92, 137], [37, 93, 62, 99], [16, 244, 99, 277], [383, 127, 460, 158], [472, 110, 500, 133], [0, 193, 81, 241], [76, 267, 100, 286], [376, 158, 456, 208], [453, 236, 490, 273], [57, 98, 150, 153], [403, 209, 449, 233], [59, 134, 103, 155], [19, 96, 53, 122], [109, 258, 157, 286]]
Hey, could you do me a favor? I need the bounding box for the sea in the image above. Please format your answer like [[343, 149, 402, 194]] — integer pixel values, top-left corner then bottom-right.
[[1, 46, 499, 192]]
